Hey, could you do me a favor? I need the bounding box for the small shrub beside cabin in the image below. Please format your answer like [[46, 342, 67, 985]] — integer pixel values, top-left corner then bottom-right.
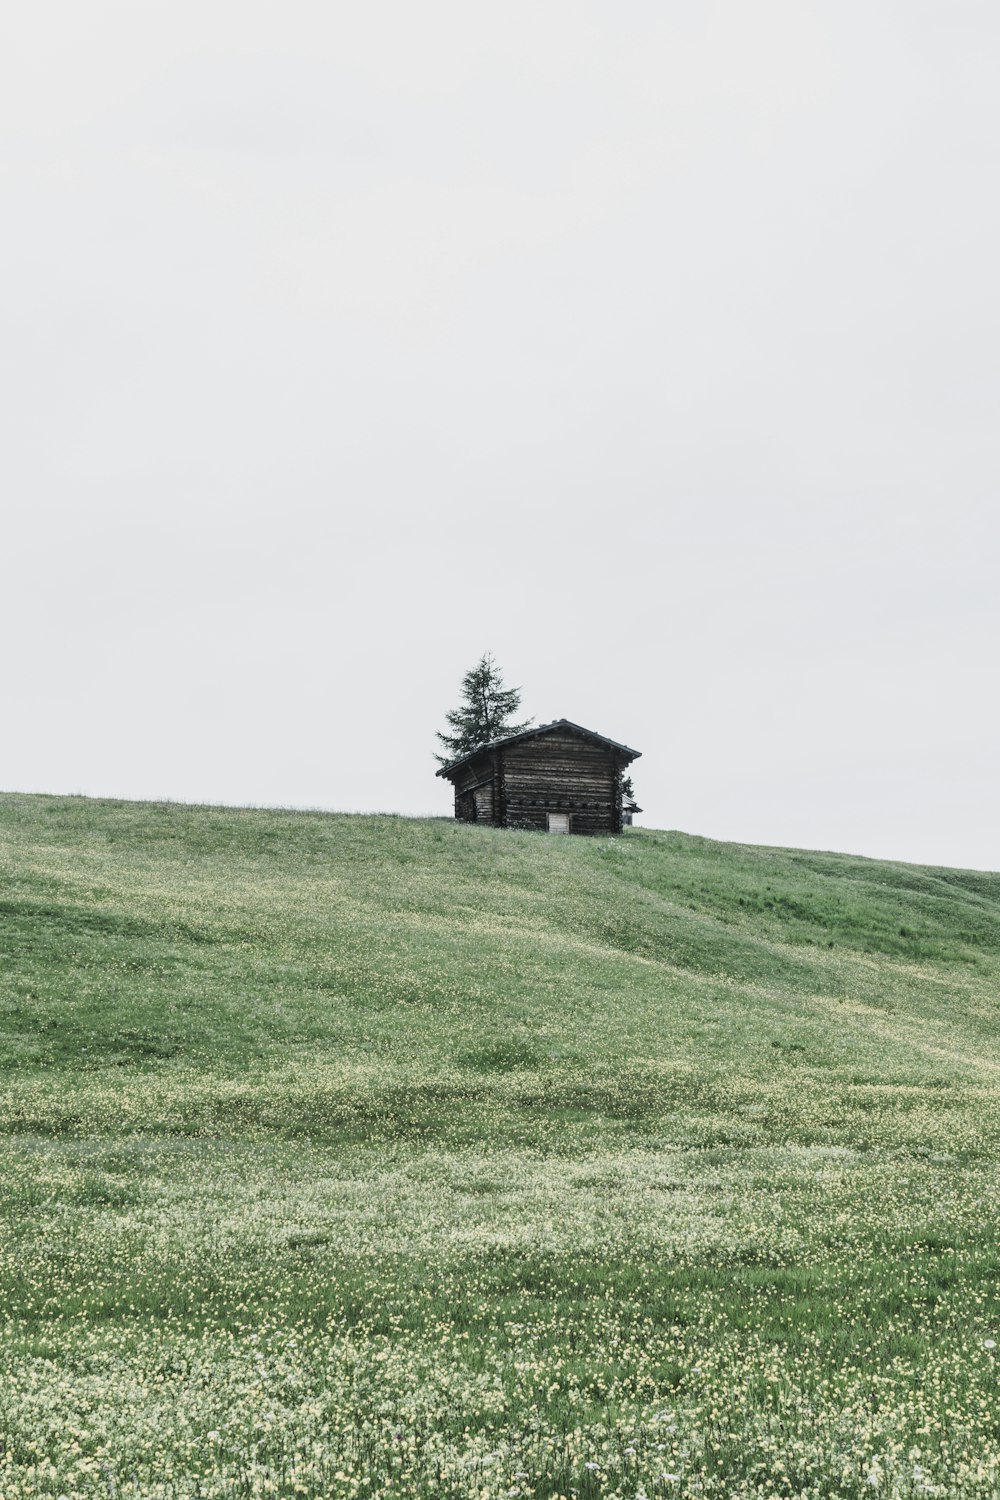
[[436, 719, 641, 835]]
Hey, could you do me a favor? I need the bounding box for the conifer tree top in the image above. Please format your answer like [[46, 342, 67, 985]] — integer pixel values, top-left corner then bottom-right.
[[435, 653, 531, 766]]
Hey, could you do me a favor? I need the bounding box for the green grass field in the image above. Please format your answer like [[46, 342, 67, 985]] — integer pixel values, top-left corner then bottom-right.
[[2, 792, 1000, 1499]]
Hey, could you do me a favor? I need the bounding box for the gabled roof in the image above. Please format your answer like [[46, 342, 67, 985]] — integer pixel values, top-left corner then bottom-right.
[[436, 719, 642, 778]]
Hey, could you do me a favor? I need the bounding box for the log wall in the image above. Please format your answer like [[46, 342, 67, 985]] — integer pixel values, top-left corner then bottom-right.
[[502, 732, 621, 836], [451, 756, 499, 823]]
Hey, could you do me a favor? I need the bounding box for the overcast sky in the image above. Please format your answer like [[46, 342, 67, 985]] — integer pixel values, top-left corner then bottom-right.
[[3, 2, 998, 870]]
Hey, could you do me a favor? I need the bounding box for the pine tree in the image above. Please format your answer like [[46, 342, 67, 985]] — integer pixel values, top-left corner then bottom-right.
[[435, 653, 532, 765]]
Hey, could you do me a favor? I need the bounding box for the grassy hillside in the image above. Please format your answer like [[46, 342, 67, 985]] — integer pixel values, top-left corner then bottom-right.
[[2, 793, 1000, 1499]]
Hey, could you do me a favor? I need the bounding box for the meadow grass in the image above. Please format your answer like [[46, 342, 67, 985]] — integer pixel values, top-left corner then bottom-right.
[[2, 792, 1000, 1498]]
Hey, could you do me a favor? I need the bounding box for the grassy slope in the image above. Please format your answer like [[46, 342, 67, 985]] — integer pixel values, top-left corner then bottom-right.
[[2, 792, 1000, 1499]]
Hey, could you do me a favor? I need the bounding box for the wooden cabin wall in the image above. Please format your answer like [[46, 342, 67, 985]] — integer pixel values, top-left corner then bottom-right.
[[455, 790, 475, 822], [501, 733, 621, 835], [451, 754, 496, 823]]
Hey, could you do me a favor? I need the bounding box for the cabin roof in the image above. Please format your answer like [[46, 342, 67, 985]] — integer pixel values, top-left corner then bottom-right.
[[435, 719, 642, 778]]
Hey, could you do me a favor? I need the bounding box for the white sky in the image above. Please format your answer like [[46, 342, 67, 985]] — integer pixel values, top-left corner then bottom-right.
[[3, 1, 998, 870]]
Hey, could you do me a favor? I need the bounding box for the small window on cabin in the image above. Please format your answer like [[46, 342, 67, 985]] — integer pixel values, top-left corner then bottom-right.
[[547, 812, 570, 835]]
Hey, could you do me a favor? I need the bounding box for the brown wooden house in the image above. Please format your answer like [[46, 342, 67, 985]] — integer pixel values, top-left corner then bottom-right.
[[436, 719, 641, 835]]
